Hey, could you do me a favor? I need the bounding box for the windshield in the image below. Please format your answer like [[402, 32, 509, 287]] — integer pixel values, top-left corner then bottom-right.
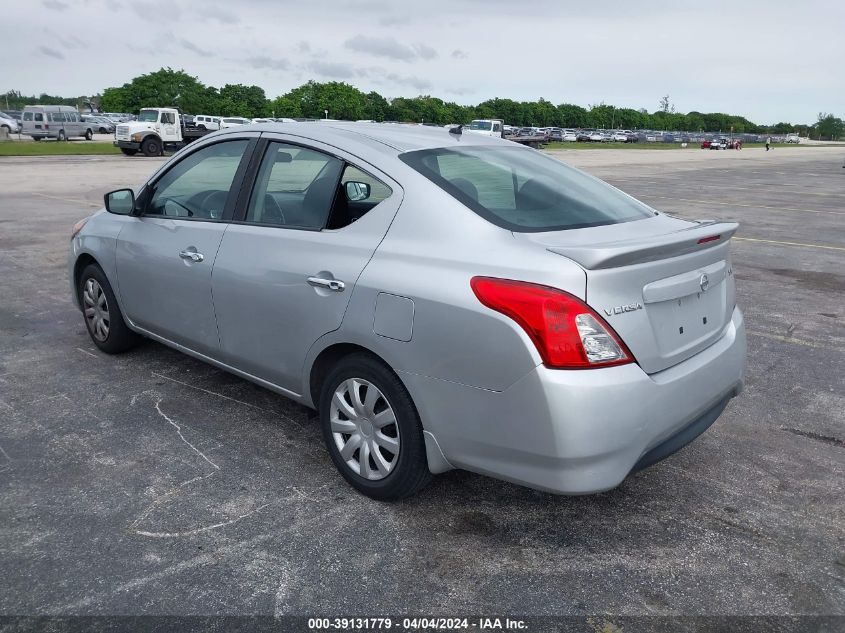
[[137, 110, 158, 122], [469, 120, 493, 131], [399, 146, 655, 232]]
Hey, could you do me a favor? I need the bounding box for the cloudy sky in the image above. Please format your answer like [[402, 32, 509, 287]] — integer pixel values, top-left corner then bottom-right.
[[1, 0, 841, 124]]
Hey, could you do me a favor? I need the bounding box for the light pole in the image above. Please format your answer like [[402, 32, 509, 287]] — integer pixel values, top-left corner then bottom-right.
[[324, 109, 328, 120]]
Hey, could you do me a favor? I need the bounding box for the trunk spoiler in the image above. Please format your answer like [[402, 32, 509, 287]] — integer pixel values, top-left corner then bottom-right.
[[547, 221, 739, 270]]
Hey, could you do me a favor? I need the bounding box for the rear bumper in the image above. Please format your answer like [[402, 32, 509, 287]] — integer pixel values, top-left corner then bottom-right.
[[404, 306, 746, 494], [115, 140, 140, 150]]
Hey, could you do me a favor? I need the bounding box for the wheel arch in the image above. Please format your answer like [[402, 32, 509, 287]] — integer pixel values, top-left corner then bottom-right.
[[73, 252, 101, 303], [307, 341, 454, 476], [308, 342, 393, 411]]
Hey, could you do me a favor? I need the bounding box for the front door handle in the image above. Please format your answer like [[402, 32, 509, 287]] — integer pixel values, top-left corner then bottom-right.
[[179, 250, 204, 262], [308, 276, 345, 292]]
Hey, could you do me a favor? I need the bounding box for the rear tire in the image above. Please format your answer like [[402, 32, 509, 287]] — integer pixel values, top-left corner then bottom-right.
[[141, 137, 160, 157], [32, 137, 41, 141], [120, 148, 138, 156], [77, 264, 141, 354], [319, 354, 432, 501]]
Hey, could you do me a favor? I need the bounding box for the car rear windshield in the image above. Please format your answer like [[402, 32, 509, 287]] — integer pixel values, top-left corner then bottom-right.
[[399, 146, 655, 232]]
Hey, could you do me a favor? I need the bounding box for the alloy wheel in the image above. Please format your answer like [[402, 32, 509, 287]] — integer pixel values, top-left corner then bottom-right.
[[330, 378, 400, 480], [83, 278, 110, 341]]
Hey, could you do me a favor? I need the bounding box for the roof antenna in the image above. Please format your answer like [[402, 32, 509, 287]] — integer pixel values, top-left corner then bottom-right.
[[449, 124, 463, 135]]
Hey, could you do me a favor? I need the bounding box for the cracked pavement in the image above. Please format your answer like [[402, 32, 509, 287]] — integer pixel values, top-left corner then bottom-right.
[[0, 148, 843, 617]]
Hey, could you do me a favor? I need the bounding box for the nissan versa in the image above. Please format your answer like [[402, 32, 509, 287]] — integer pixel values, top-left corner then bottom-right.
[[69, 123, 746, 500]]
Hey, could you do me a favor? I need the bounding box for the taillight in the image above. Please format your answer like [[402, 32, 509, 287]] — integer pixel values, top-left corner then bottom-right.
[[470, 277, 634, 369]]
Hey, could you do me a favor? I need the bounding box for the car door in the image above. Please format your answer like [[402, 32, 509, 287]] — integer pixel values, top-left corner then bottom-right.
[[115, 136, 257, 355], [211, 137, 402, 395], [159, 110, 181, 143]]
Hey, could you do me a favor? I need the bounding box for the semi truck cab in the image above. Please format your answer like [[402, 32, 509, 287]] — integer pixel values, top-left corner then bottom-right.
[[115, 107, 192, 156]]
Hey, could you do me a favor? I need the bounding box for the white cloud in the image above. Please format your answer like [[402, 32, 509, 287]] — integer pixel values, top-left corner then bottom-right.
[[1, 0, 841, 123]]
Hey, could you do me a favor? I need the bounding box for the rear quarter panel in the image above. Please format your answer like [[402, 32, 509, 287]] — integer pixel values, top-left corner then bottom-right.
[[304, 165, 588, 400]]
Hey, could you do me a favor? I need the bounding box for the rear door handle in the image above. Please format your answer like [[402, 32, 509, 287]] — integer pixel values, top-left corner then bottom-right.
[[179, 250, 204, 262], [308, 276, 345, 292]]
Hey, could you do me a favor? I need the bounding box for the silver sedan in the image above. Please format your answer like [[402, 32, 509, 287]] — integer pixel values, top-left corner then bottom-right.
[[69, 123, 746, 500]]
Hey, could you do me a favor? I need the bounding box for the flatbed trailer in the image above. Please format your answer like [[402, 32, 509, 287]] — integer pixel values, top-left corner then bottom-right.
[[504, 134, 548, 148]]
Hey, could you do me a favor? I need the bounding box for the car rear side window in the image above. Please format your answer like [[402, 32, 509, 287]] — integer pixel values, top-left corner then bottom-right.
[[245, 142, 343, 230], [399, 146, 654, 232]]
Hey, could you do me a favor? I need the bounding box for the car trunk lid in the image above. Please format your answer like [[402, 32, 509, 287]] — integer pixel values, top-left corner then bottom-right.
[[518, 216, 738, 374]]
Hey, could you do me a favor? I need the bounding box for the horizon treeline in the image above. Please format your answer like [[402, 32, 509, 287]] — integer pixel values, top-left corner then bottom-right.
[[3, 68, 841, 138]]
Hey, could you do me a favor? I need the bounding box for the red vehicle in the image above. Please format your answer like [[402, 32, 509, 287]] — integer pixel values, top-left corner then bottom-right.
[[700, 139, 712, 149]]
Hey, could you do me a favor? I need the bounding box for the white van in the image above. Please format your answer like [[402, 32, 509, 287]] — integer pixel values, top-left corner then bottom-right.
[[194, 115, 221, 130], [220, 117, 251, 129], [22, 105, 94, 141]]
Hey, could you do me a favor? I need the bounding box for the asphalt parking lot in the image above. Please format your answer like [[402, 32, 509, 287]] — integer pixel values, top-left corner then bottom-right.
[[0, 147, 843, 620]]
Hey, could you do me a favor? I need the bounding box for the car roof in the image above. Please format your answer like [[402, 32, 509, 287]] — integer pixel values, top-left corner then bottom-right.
[[223, 121, 508, 155]]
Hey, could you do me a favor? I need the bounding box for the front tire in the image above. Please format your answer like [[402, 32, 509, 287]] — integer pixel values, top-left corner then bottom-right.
[[141, 137, 161, 157], [319, 354, 431, 500], [84, 129, 93, 140], [57, 129, 66, 141], [78, 264, 141, 354]]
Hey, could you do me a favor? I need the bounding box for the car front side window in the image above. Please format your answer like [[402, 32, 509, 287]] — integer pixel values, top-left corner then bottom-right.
[[146, 140, 250, 221]]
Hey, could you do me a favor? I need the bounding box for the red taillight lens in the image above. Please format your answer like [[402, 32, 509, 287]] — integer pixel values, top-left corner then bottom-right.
[[697, 234, 721, 244], [470, 277, 634, 369]]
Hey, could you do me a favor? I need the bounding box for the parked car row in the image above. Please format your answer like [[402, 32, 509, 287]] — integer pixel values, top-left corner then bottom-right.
[[0, 111, 20, 134], [81, 115, 116, 134], [186, 115, 296, 131], [701, 138, 743, 150]]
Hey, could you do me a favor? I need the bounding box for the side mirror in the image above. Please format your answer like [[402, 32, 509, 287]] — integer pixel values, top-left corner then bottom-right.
[[345, 181, 371, 202], [104, 188, 135, 215]]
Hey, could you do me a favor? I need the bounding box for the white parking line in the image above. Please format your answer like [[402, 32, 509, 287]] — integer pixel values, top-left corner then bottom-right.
[[733, 236, 845, 251], [647, 195, 845, 216], [748, 331, 845, 353]]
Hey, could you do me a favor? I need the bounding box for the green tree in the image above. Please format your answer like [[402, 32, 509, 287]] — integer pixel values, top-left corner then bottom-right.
[[269, 95, 302, 119], [556, 103, 588, 128], [284, 81, 367, 120], [99, 86, 128, 113], [99, 68, 212, 114], [218, 84, 267, 118], [816, 112, 843, 140], [363, 91, 389, 121]]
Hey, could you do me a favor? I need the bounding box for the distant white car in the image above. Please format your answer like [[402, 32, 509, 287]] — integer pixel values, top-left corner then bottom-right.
[[0, 112, 20, 134], [786, 134, 800, 144], [220, 117, 251, 129], [194, 115, 221, 131], [562, 130, 578, 142], [612, 131, 628, 142], [589, 131, 603, 142]]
